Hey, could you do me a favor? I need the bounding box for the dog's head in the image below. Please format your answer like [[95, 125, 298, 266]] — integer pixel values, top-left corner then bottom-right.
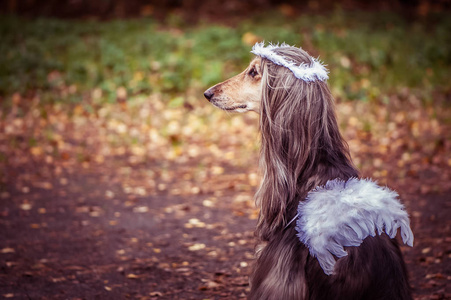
[[203, 57, 263, 113], [203, 45, 326, 115], [204, 45, 356, 239]]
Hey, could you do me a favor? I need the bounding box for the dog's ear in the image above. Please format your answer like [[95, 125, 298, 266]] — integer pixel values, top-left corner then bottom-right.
[[247, 60, 262, 81]]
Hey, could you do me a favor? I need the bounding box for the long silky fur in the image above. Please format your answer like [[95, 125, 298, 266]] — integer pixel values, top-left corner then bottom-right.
[[249, 46, 412, 299]]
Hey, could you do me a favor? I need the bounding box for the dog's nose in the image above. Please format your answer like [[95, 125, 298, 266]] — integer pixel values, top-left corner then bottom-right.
[[204, 89, 214, 101]]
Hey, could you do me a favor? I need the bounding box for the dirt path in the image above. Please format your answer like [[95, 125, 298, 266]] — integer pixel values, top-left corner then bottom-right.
[[1, 158, 450, 300], [1, 160, 257, 299]]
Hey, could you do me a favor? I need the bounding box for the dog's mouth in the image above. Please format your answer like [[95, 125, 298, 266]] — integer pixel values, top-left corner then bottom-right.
[[224, 104, 247, 111], [209, 98, 248, 112]]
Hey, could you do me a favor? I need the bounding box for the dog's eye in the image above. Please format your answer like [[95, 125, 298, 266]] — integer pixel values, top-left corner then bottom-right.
[[248, 67, 258, 78]]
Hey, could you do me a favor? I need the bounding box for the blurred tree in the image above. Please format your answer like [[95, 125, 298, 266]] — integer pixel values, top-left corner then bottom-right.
[[1, 0, 449, 20]]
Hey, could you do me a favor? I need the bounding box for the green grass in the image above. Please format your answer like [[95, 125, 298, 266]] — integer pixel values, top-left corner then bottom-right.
[[0, 11, 450, 104]]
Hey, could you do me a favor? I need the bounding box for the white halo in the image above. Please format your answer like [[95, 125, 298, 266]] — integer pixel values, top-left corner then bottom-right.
[[251, 42, 329, 82]]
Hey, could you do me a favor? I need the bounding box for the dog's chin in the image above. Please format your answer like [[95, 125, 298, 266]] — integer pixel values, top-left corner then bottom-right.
[[223, 104, 248, 113], [211, 100, 249, 113]]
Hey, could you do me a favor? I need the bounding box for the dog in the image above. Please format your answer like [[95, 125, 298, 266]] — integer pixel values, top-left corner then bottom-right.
[[204, 43, 413, 300]]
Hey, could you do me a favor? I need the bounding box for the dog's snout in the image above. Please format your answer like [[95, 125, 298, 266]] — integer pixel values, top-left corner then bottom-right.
[[204, 89, 214, 101]]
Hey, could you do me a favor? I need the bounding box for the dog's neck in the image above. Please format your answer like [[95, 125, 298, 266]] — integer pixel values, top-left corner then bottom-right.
[[257, 151, 357, 241], [255, 114, 358, 242]]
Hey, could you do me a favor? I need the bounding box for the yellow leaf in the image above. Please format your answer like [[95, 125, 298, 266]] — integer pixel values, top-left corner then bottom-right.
[[242, 32, 260, 46], [105, 190, 115, 199], [133, 71, 144, 81], [248, 173, 259, 186], [116, 86, 127, 99], [30, 147, 43, 156], [133, 206, 149, 213], [340, 56, 351, 69], [74, 105, 84, 115], [202, 199, 214, 207], [95, 155, 105, 164], [188, 243, 206, 251], [211, 166, 224, 175], [1, 248, 15, 254], [421, 247, 431, 254], [34, 182, 53, 190], [20, 203, 32, 211]]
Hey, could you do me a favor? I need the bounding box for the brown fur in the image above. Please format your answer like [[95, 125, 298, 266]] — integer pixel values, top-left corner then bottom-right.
[[204, 46, 412, 300]]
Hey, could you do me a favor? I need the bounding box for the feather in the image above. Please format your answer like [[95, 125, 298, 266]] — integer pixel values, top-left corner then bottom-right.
[[295, 178, 414, 275], [251, 42, 329, 82]]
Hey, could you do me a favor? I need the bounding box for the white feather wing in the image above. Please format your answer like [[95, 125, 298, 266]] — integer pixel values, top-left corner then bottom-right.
[[295, 178, 414, 275]]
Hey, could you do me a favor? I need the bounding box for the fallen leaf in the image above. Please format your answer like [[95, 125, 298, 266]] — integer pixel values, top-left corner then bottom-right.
[[199, 279, 221, 290], [188, 243, 206, 251], [133, 206, 149, 213], [30, 146, 43, 156], [242, 32, 260, 46], [1, 248, 15, 254], [20, 203, 32, 211], [422, 247, 431, 254], [34, 182, 53, 190], [105, 190, 115, 199]]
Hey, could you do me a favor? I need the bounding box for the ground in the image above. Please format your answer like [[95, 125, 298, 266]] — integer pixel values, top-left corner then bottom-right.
[[0, 95, 450, 299]]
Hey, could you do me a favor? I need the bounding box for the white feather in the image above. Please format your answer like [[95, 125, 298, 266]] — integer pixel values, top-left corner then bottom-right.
[[251, 42, 329, 82], [295, 178, 414, 275]]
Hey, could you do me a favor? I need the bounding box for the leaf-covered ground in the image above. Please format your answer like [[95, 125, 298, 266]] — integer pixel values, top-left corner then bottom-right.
[[1, 11, 450, 300], [1, 91, 450, 299]]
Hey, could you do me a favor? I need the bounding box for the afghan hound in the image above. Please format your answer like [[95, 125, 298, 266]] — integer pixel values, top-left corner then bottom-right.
[[204, 43, 413, 300]]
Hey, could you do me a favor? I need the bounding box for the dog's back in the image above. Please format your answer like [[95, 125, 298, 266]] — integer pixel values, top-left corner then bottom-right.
[[249, 230, 411, 300]]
